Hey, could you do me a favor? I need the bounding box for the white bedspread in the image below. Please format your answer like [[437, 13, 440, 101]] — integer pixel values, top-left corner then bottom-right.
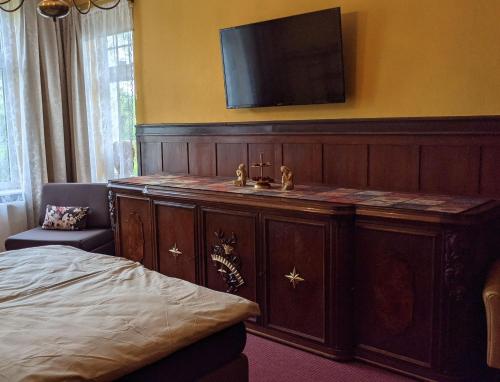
[[0, 245, 260, 381]]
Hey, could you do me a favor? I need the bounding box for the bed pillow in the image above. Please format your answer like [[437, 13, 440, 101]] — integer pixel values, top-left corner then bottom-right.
[[42, 205, 90, 231]]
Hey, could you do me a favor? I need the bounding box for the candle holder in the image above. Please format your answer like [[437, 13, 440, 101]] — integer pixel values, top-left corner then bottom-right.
[[251, 153, 273, 189]]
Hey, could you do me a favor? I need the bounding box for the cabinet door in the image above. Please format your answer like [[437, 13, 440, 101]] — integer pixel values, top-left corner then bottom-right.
[[264, 215, 329, 344], [354, 223, 437, 368], [202, 208, 258, 304], [155, 201, 197, 284], [116, 194, 154, 270]]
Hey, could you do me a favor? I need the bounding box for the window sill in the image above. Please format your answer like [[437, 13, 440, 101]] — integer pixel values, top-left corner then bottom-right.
[[0, 189, 23, 204]]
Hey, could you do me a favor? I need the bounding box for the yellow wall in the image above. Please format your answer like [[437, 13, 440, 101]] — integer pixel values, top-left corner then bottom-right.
[[133, 0, 500, 124]]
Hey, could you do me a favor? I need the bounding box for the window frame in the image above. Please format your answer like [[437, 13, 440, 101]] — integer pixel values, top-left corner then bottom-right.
[[0, 42, 20, 193]]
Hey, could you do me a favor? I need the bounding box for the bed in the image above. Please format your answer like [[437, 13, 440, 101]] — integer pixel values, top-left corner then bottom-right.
[[0, 245, 260, 381]]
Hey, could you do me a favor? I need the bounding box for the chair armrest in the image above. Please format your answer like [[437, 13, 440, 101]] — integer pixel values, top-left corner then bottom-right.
[[484, 260, 500, 369]]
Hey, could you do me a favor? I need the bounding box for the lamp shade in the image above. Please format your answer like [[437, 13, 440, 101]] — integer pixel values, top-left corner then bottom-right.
[[37, 0, 70, 20]]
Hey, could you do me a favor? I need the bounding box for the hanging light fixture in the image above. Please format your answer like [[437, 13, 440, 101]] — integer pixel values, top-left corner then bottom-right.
[[37, 0, 70, 19], [0, 0, 122, 21]]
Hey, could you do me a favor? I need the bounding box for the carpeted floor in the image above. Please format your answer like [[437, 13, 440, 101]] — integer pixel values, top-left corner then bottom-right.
[[244, 334, 415, 382]]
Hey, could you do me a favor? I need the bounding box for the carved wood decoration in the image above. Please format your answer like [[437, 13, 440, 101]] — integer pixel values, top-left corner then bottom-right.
[[108, 189, 116, 229], [125, 211, 145, 263], [210, 230, 244, 293], [443, 230, 467, 302]]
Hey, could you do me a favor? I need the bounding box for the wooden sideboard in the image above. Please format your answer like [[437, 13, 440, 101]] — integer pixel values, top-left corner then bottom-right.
[[108, 175, 500, 382]]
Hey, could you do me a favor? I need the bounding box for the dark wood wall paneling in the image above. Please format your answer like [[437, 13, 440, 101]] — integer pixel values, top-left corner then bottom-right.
[[137, 116, 500, 199]]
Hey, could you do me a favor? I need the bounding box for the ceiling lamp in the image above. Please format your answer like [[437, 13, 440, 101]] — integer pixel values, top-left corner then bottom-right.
[[0, 0, 122, 21]]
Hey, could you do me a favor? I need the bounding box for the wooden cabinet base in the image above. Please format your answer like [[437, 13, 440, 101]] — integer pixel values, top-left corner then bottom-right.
[[246, 324, 353, 362]]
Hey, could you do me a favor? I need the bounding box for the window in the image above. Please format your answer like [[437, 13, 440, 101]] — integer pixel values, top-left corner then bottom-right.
[[0, 40, 20, 197], [107, 31, 136, 177], [81, 1, 136, 181], [0, 74, 9, 183]]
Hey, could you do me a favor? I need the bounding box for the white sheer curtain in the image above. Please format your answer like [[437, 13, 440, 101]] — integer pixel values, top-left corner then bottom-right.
[[81, 0, 136, 182], [0, 1, 136, 250], [0, 0, 69, 249]]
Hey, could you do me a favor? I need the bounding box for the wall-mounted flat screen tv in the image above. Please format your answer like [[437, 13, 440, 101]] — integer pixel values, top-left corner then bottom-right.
[[220, 8, 345, 109]]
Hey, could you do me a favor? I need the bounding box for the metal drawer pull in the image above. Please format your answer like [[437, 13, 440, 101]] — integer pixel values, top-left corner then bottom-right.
[[285, 267, 304, 288], [169, 243, 182, 258]]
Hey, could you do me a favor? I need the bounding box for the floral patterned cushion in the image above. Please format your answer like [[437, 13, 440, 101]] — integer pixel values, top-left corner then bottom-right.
[[42, 205, 90, 231]]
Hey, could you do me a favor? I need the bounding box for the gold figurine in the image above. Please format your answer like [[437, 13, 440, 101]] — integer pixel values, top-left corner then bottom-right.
[[280, 165, 294, 191], [233, 163, 247, 187]]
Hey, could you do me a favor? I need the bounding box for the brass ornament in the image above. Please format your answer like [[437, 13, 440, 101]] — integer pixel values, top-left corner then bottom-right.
[[280, 165, 294, 191], [251, 153, 273, 189], [285, 267, 304, 288], [210, 230, 245, 293], [0, 0, 122, 21], [168, 243, 182, 258], [37, 0, 70, 20], [233, 163, 247, 187], [0, 0, 25, 14]]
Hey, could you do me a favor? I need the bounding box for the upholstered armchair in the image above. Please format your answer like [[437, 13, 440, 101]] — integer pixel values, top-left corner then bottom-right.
[[484, 259, 500, 369], [4, 183, 114, 255]]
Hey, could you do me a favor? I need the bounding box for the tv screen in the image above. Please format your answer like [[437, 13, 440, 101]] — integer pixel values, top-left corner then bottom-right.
[[220, 8, 345, 109]]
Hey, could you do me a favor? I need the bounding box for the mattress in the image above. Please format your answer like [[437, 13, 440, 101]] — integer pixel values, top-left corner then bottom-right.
[[0, 245, 260, 381], [119, 322, 247, 382]]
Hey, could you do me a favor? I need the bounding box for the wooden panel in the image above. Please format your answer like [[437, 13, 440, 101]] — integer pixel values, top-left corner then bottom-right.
[[216, 143, 247, 177], [282, 143, 322, 184], [140, 142, 162, 175], [420, 146, 480, 195], [248, 143, 281, 181], [355, 225, 436, 366], [324, 144, 368, 188], [480, 146, 500, 197], [117, 195, 154, 270], [203, 208, 257, 304], [162, 142, 188, 174], [188, 143, 216, 176], [137, 117, 500, 199], [265, 216, 327, 343], [155, 202, 196, 283], [369, 145, 419, 192]]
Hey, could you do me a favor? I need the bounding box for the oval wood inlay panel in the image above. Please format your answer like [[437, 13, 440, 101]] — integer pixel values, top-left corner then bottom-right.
[[125, 211, 144, 262], [374, 253, 414, 336]]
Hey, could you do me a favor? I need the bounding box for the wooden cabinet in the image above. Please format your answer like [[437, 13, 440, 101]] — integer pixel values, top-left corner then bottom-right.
[[109, 176, 500, 382], [264, 215, 328, 344], [353, 218, 499, 381], [202, 208, 258, 305], [355, 223, 437, 368], [115, 194, 154, 270], [110, 181, 354, 360], [155, 201, 197, 283]]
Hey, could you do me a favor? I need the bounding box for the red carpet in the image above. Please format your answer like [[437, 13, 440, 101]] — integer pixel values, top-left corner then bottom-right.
[[244, 334, 414, 382]]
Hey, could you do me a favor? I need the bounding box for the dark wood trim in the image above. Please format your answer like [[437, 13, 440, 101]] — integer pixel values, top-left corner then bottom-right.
[[137, 116, 500, 136], [136, 116, 500, 199]]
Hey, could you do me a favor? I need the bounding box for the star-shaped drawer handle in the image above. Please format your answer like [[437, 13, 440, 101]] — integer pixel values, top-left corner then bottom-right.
[[169, 243, 182, 258], [285, 267, 305, 288]]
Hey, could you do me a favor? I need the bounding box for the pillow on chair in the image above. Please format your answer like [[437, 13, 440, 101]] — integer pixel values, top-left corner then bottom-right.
[[42, 205, 90, 231]]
